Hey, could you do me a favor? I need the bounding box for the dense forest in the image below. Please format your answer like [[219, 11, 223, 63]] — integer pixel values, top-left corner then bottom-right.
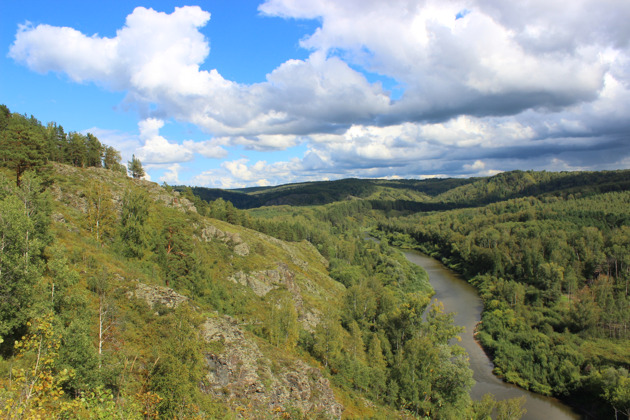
[[0, 106, 536, 418], [376, 175, 630, 418]]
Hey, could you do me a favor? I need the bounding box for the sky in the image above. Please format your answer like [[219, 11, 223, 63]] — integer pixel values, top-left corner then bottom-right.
[[2, 0, 630, 188]]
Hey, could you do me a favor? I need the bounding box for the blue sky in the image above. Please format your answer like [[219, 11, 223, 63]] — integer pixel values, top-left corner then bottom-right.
[[3, 0, 630, 188]]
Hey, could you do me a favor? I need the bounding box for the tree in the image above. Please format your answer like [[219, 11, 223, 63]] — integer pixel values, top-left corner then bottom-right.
[[117, 189, 150, 259], [496, 396, 527, 420], [0, 104, 9, 131], [58, 317, 101, 395], [0, 192, 36, 341], [267, 291, 300, 349], [45, 122, 67, 162], [88, 269, 116, 370], [148, 305, 212, 419], [103, 146, 126, 174], [600, 367, 630, 420], [0, 173, 49, 345], [0, 313, 69, 417], [156, 217, 194, 288], [0, 113, 47, 186], [85, 133, 103, 167], [127, 155, 145, 179], [366, 333, 387, 398], [85, 183, 116, 243], [313, 313, 344, 369], [66, 132, 88, 167]]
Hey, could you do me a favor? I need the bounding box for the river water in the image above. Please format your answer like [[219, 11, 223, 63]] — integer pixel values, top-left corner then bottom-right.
[[403, 250, 582, 420]]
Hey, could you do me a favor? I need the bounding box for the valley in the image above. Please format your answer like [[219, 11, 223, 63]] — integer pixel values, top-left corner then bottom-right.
[[1, 105, 629, 418]]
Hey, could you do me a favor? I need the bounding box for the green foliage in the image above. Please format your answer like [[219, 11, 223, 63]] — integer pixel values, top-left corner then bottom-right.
[[378, 184, 630, 417], [9, 114, 627, 419], [58, 317, 102, 395], [85, 183, 116, 243], [265, 290, 300, 350], [0, 113, 47, 185], [117, 189, 151, 259], [147, 305, 219, 419], [0, 312, 70, 418], [0, 172, 50, 347], [66, 132, 89, 167], [103, 146, 126, 174], [154, 215, 195, 288], [0, 104, 126, 180], [313, 312, 344, 369], [594, 367, 630, 419], [127, 154, 145, 179]]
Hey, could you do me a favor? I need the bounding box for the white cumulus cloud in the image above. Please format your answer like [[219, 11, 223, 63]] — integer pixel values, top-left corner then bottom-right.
[[9, 1, 630, 186], [135, 118, 194, 164]]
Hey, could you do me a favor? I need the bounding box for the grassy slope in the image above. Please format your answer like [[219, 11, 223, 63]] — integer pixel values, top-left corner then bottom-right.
[[45, 163, 409, 418]]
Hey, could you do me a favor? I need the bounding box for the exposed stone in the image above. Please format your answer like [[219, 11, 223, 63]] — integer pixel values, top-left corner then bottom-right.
[[200, 223, 250, 256], [299, 309, 321, 333], [228, 263, 301, 303], [233, 242, 250, 256], [128, 282, 188, 309], [201, 316, 343, 419]]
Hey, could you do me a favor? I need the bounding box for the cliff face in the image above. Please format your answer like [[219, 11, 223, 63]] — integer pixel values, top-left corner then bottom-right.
[[202, 315, 343, 418], [129, 281, 343, 418], [48, 163, 346, 418]]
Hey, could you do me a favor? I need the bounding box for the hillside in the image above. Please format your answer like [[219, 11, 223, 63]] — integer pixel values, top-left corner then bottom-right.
[[4, 105, 628, 418], [2, 160, 494, 419], [1, 163, 351, 417], [3, 105, 509, 419]]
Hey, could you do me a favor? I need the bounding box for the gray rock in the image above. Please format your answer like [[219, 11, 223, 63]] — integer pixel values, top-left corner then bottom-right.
[[127, 282, 188, 309], [201, 316, 343, 419]]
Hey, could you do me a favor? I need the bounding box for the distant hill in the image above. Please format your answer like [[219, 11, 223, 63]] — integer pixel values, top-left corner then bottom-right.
[[435, 169, 630, 204], [180, 169, 630, 210], [177, 177, 476, 208]]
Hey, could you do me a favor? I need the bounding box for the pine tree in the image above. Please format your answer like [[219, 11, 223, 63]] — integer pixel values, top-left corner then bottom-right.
[[66, 132, 88, 167], [127, 154, 145, 179], [0, 113, 47, 186], [85, 133, 103, 167], [103, 146, 121, 170]]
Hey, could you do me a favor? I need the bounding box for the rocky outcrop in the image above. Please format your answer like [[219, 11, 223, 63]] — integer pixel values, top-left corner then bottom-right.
[[200, 223, 250, 256], [228, 263, 323, 332], [228, 263, 299, 298], [124, 281, 341, 417], [127, 281, 188, 309], [254, 233, 327, 270], [201, 316, 343, 419]]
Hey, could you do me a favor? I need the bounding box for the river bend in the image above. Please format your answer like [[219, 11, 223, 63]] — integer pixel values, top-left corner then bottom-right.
[[403, 250, 582, 420]]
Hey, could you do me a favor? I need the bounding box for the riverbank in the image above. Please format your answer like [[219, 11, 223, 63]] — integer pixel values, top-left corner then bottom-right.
[[402, 249, 582, 420]]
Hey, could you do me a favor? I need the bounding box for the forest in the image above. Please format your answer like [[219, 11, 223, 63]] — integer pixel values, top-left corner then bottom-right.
[[376, 177, 630, 418], [0, 104, 628, 419]]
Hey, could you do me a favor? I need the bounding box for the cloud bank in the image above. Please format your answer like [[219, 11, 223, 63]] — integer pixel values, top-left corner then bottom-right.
[[9, 1, 630, 187]]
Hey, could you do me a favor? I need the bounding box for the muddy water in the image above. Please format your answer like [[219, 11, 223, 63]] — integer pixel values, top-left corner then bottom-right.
[[403, 250, 582, 420]]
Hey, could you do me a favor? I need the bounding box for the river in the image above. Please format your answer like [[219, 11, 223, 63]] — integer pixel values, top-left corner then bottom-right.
[[403, 250, 583, 420]]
